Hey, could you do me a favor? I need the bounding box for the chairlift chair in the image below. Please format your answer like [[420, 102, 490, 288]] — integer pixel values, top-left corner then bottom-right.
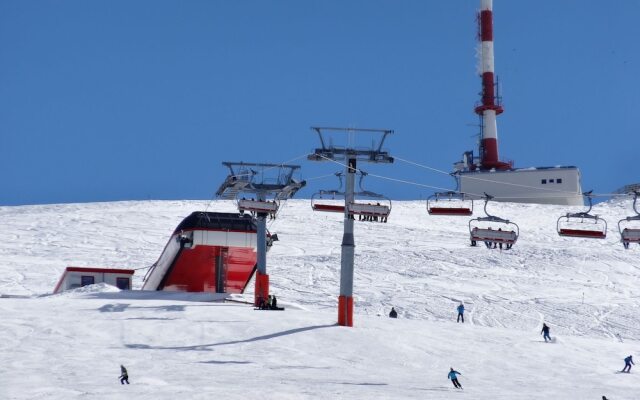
[[347, 197, 391, 219], [347, 172, 392, 221], [311, 190, 346, 213], [468, 195, 519, 247], [237, 197, 279, 214], [266, 231, 279, 250], [427, 191, 473, 216], [618, 191, 640, 249], [350, 171, 393, 221], [557, 191, 607, 239]]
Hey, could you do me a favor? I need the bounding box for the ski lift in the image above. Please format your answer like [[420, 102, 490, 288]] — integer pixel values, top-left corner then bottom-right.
[[557, 191, 607, 239], [311, 173, 346, 213], [347, 172, 391, 222], [469, 194, 519, 247], [427, 191, 473, 216], [311, 190, 346, 213], [347, 191, 392, 221], [266, 231, 279, 250], [237, 197, 279, 215], [618, 191, 640, 249]]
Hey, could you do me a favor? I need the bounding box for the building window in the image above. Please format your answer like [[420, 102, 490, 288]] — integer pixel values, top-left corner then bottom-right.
[[549, 179, 554, 183], [557, 178, 562, 184], [81, 275, 95, 287], [116, 277, 130, 290], [541, 179, 547, 184]]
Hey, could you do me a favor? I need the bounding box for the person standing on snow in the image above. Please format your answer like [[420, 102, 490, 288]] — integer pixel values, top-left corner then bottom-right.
[[119, 365, 129, 384], [622, 355, 634, 373], [541, 323, 551, 342], [457, 303, 465, 323], [448, 367, 463, 389], [389, 307, 398, 318]]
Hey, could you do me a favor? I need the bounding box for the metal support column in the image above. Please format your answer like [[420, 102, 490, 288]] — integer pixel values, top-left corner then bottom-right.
[[338, 156, 356, 326], [215, 248, 227, 293], [254, 192, 269, 306]]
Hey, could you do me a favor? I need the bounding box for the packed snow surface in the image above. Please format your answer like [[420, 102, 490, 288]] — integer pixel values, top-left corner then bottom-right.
[[1, 199, 639, 399]]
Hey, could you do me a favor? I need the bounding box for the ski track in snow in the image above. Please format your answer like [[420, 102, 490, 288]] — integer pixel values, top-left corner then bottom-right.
[[0, 199, 639, 399]]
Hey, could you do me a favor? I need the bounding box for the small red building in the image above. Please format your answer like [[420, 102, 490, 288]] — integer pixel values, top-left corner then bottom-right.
[[53, 266, 135, 294]]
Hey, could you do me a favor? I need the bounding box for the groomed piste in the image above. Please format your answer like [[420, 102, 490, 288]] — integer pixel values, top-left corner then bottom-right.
[[0, 198, 639, 399]]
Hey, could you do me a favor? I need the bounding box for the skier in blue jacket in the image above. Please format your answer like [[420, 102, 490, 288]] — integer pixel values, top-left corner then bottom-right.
[[457, 303, 465, 323], [541, 323, 551, 342], [448, 368, 462, 389], [622, 355, 634, 373]]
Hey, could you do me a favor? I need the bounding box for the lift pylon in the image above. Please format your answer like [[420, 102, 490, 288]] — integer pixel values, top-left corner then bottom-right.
[[216, 162, 305, 306], [308, 127, 394, 327]]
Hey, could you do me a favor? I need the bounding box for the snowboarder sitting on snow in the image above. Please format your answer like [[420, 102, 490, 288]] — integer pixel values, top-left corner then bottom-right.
[[541, 323, 551, 342], [266, 295, 273, 309], [389, 307, 397, 318], [448, 367, 462, 389], [119, 365, 129, 385], [622, 355, 634, 373], [457, 303, 465, 323]]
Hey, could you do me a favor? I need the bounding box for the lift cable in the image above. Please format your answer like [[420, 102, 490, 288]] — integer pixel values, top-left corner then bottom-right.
[[316, 153, 626, 201]]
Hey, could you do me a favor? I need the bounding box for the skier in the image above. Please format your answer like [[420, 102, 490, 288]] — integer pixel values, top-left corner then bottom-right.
[[119, 365, 129, 385], [457, 303, 465, 323], [271, 295, 278, 310], [622, 355, 634, 373], [447, 367, 463, 389], [389, 307, 398, 318], [541, 323, 551, 342]]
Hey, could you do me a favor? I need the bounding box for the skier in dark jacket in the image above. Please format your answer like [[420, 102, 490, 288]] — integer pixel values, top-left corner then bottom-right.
[[119, 365, 129, 384], [622, 355, 634, 372], [448, 368, 462, 389], [389, 307, 398, 318], [457, 303, 465, 323], [541, 323, 551, 342]]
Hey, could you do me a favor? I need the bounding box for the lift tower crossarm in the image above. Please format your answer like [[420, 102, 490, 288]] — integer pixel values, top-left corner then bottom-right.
[[309, 127, 394, 164]]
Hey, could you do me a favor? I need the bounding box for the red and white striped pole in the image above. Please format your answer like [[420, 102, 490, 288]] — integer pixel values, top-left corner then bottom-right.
[[475, 0, 510, 171]]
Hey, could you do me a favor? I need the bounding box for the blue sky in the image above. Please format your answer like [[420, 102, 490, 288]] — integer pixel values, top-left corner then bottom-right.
[[1, 1, 638, 206]]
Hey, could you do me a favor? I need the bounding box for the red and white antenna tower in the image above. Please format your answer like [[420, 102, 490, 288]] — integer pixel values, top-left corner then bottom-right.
[[475, 0, 511, 171]]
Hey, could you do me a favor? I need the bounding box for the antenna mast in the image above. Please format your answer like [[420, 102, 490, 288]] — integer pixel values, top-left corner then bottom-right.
[[475, 0, 511, 171]]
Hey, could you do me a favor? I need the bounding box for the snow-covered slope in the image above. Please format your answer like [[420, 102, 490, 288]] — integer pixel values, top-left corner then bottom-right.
[[1, 199, 638, 399]]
